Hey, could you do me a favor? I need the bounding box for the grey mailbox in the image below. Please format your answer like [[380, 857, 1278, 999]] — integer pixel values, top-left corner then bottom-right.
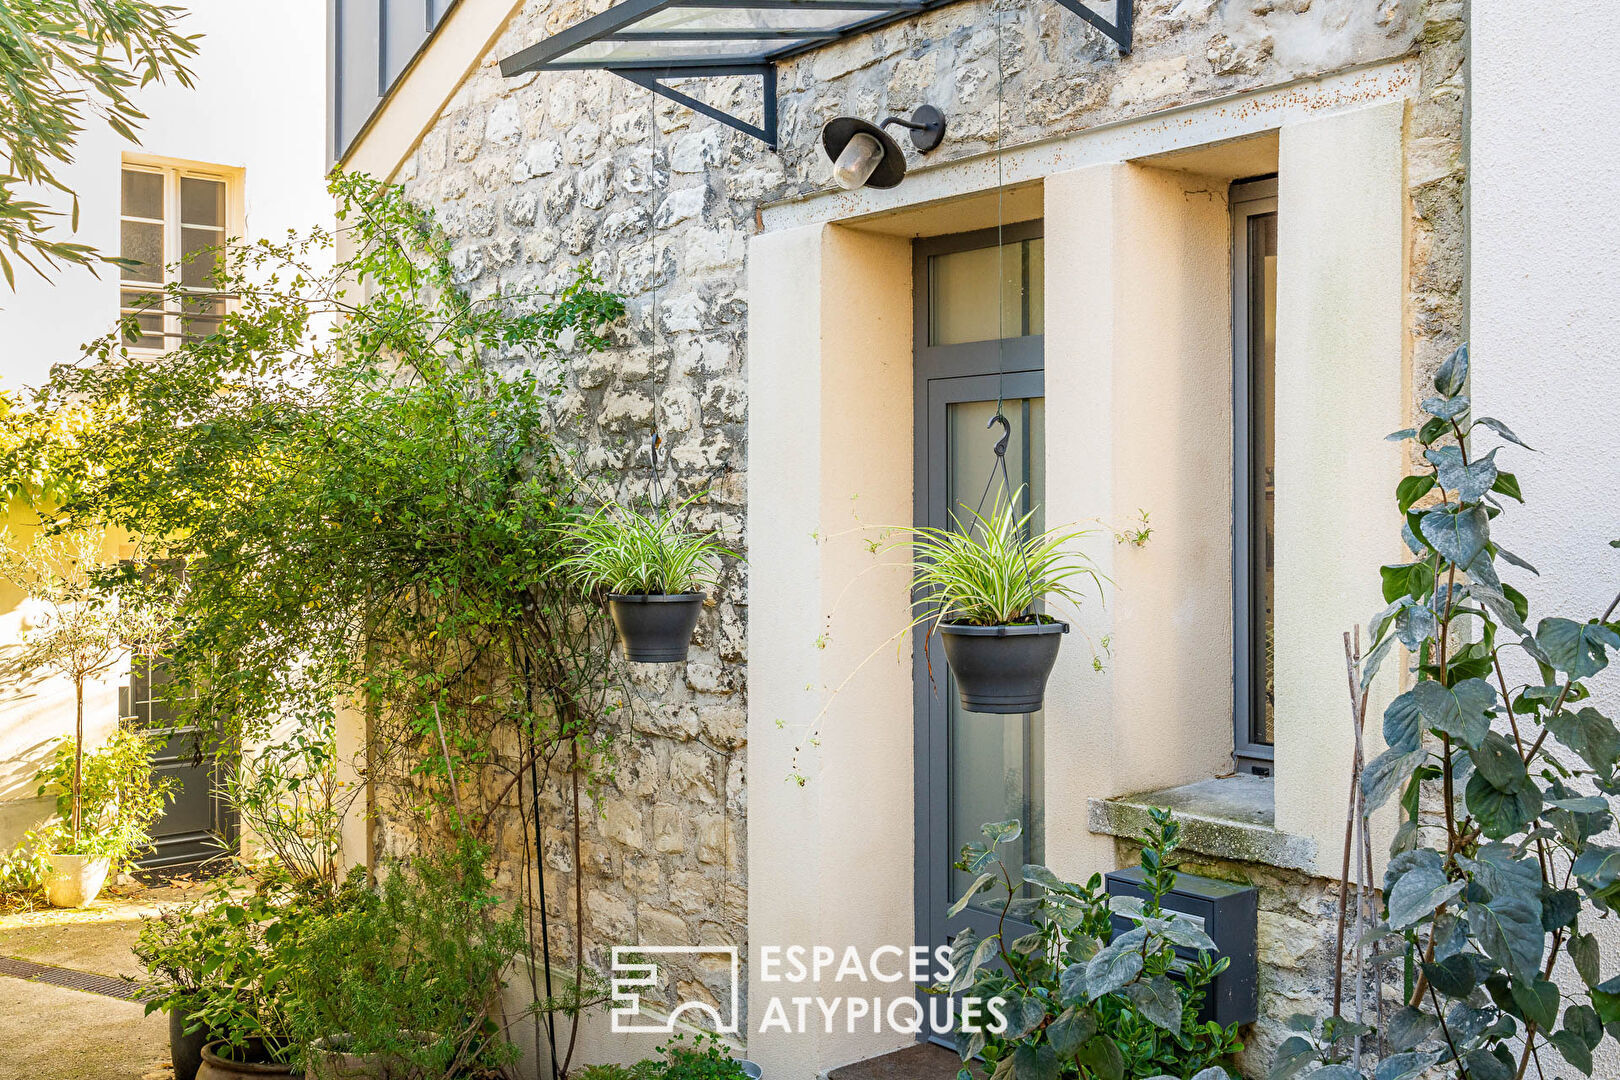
[[1104, 866, 1258, 1028]]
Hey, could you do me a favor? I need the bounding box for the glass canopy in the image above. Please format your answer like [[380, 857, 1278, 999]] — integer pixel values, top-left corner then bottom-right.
[[499, 0, 1132, 147]]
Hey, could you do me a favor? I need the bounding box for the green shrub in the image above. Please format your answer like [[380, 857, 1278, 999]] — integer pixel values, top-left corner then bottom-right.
[[36, 723, 176, 867]]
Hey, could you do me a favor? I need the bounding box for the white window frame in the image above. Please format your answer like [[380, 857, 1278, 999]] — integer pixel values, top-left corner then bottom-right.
[[119, 157, 242, 353]]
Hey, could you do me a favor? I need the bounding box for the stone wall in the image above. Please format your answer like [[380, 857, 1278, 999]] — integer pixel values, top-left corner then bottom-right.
[[373, 0, 1466, 1065]]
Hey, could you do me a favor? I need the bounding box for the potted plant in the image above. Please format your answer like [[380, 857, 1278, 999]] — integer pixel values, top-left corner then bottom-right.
[[908, 490, 1102, 714], [135, 906, 223, 1080], [557, 495, 733, 664], [285, 835, 527, 1080], [34, 722, 176, 906]]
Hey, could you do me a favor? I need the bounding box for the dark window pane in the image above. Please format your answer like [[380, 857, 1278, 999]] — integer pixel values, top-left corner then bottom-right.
[[120, 220, 164, 282], [180, 177, 225, 227], [121, 169, 163, 219], [928, 238, 1044, 346]]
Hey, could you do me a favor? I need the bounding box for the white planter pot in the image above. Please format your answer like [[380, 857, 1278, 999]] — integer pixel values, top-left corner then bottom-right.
[[43, 853, 111, 908]]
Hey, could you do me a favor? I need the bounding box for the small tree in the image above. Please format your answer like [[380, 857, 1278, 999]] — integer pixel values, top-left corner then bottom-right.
[[1, 527, 134, 847]]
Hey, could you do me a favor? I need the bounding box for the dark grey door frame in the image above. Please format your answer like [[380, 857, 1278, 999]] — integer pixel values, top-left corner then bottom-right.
[[912, 222, 1045, 1022]]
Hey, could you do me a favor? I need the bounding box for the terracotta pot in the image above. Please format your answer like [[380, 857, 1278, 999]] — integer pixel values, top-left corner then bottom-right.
[[196, 1040, 298, 1080], [43, 853, 111, 908], [606, 593, 704, 663], [305, 1036, 385, 1080], [938, 620, 1069, 714]]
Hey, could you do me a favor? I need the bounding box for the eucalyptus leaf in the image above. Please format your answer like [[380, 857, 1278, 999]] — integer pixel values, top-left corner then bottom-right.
[[1074, 1036, 1124, 1080], [949, 873, 997, 917], [1383, 1006, 1438, 1051], [1565, 1001, 1603, 1049], [1509, 976, 1559, 1030], [1569, 932, 1601, 987], [1469, 731, 1528, 790], [1571, 843, 1620, 892], [1373, 1051, 1443, 1080], [1267, 1035, 1317, 1080], [1466, 770, 1543, 840], [1363, 743, 1428, 810], [983, 819, 1024, 846], [1548, 1029, 1594, 1076], [1084, 929, 1145, 999], [1495, 545, 1539, 575]]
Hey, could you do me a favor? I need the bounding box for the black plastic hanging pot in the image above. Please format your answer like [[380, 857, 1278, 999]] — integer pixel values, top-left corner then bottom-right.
[[608, 593, 705, 663], [939, 620, 1069, 714]]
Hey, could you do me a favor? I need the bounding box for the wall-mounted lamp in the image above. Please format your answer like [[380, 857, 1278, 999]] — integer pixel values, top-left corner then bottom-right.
[[820, 105, 947, 190]]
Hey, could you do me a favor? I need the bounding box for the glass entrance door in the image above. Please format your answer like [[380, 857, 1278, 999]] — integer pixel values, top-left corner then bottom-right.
[[913, 224, 1045, 1016]]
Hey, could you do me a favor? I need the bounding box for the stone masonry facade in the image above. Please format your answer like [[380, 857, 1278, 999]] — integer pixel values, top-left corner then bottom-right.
[[375, 0, 1466, 1069]]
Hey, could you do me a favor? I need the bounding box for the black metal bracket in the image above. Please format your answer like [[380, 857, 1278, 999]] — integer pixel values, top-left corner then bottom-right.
[[612, 64, 779, 149], [1052, 0, 1132, 53]]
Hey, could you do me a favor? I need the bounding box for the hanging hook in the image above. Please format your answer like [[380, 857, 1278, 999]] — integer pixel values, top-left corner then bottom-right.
[[986, 413, 1010, 459]]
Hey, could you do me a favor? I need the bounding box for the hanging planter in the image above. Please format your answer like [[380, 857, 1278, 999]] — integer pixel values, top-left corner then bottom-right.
[[606, 591, 706, 662], [558, 490, 735, 665], [938, 619, 1069, 714], [908, 466, 1102, 715]]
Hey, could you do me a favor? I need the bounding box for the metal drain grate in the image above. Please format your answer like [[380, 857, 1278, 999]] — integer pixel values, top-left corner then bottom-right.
[[0, 955, 143, 1000]]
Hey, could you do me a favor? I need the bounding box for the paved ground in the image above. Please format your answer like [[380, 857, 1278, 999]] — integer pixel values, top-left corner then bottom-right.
[[0, 877, 206, 1080]]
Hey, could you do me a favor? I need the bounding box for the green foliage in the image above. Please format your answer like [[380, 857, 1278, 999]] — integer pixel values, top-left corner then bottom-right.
[[0, 0, 199, 285], [905, 488, 1104, 628], [30, 172, 630, 795], [228, 723, 347, 891], [942, 808, 1240, 1079], [284, 834, 527, 1078], [1350, 343, 1620, 1079], [557, 492, 732, 595], [35, 722, 176, 863], [585, 1033, 748, 1080]]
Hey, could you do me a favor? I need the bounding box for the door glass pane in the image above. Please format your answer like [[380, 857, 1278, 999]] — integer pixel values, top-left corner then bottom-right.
[[1248, 212, 1278, 745], [946, 396, 1045, 912], [928, 238, 1044, 346]]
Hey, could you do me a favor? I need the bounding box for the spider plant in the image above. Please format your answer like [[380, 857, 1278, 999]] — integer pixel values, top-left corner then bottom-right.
[[556, 495, 731, 596], [908, 489, 1103, 629]]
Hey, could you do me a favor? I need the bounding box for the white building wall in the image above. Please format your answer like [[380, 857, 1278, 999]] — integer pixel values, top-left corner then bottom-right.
[[0, 0, 332, 851], [1473, 3, 1620, 1075], [0, 0, 333, 390]]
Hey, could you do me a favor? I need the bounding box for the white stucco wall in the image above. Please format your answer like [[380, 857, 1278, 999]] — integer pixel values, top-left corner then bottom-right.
[[0, 0, 332, 391], [0, 0, 332, 852], [1473, 2, 1620, 1071]]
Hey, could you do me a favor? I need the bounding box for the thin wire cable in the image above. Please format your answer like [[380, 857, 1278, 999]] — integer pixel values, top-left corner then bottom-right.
[[646, 87, 667, 516], [993, 0, 1007, 418]]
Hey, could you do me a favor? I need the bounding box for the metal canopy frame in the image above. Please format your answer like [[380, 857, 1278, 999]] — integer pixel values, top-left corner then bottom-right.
[[498, 0, 1132, 149]]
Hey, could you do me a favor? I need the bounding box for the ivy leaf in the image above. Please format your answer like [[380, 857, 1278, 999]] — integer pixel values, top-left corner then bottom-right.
[[1386, 428, 1418, 442], [1495, 545, 1539, 576], [1001, 993, 1049, 1040], [1022, 863, 1067, 892], [1413, 677, 1496, 749], [1420, 504, 1490, 569], [1434, 343, 1469, 396], [1387, 864, 1465, 929], [1546, 707, 1620, 773], [1361, 630, 1399, 691], [1459, 1048, 1515, 1080], [1073, 1037, 1123, 1080], [1509, 976, 1559, 1030], [1046, 1006, 1096, 1058], [1122, 975, 1182, 1034], [1571, 844, 1620, 894], [1469, 892, 1546, 982], [1423, 952, 1492, 998], [1490, 471, 1524, 503], [1536, 618, 1620, 679], [1426, 446, 1499, 504], [1465, 843, 1543, 905], [1057, 962, 1089, 1006], [1473, 415, 1533, 450]]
